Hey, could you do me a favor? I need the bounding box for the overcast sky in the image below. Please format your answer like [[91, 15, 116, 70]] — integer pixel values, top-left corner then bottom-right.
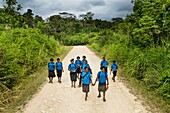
[[0, 0, 133, 21]]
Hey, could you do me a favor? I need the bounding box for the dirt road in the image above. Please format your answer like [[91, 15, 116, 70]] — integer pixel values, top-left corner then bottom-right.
[[24, 46, 149, 113]]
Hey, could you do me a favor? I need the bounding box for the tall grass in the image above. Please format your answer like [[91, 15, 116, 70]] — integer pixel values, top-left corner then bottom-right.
[[86, 30, 170, 112]]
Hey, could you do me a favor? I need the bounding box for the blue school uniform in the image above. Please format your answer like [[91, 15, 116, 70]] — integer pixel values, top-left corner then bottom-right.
[[81, 63, 90, 71], [81, 71, 91, 85], [111, 63, 118, 71], [100, 60, 108, 67], [48, 62, 55, 71], [82, 59, 88, 65], [56, 62, 63, 70], [97, 71, 108, 84], [68, 63, 77, 71], [75, 60, 82, 68]]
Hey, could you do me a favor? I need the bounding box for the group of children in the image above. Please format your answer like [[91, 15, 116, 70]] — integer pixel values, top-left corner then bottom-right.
[[48, 56, 118, 102], [47, 58, 64, 83]]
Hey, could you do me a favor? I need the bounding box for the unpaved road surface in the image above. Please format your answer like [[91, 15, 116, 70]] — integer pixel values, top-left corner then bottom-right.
[[24, 46, 149, 113]]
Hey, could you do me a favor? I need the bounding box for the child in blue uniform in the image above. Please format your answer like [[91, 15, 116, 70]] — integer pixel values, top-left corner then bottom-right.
[[56, 58, 64, 83], [93, 66, 109, 102], [75, 56, 82, 79], [82, 55, 88, 65], [48, 58, 55, 83], [79, 60, 91, 87], [68, 59, 77, 88], [100, 57, 109, 72], [111, 60, 118, 82], [81, 67, 92, 101]]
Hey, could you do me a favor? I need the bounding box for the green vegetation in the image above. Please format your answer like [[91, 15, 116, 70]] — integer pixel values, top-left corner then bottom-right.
[[0, 0, 170, 112], [39, 0, 170, 112], [0, 1, 64, 112], [0, 28, 63, 112], [0, 46, 72, 113], [0, 28, 61, 88]]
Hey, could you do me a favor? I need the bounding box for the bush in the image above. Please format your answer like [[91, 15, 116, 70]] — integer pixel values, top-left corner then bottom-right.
[[88, 30, 170, 105], [0, 28, 61, 90]]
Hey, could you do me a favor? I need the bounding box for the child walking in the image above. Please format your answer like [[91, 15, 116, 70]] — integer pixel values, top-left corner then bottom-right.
[[111, 60, 118, 82], [81, 67, 92, 101], [100, 57, 109, 72], [56, 58, 64, 83], [48, 58, 56, 83], [68, 59, 77, 88], [93, 66, 109, 102], [75, 56, 82, 79], [79, 60, 91, 87]]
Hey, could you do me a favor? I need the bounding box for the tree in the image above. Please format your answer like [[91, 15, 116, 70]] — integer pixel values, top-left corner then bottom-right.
[[3, 0, 22, 27], [79, 12, 94, 21], [34, 15, 44, 24], [23, 9, 34, 28]]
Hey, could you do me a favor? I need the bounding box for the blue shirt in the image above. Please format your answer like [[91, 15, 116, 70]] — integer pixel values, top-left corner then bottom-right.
[[81, 71, 91, 84], [56, 62, 63, 70], [81, 59, 88, 65], [68, 63, 77, 71], [75, 60, 82, 68], [48, 62, 55, 71], [81, 63, 90, 71], [100, 60, 108, 67], [111, 63, 118, 71], [97, 71, 108, 84]]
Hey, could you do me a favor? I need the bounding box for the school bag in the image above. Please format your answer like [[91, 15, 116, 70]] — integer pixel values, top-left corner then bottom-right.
[[98, 71, 107, 79]]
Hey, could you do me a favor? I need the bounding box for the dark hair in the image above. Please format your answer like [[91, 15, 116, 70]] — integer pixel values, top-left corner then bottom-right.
[[77, 56, 80, 59], [70, 58, 74, 62], [82, 55, 86, 58], [85, 66, 89, 70], [113, 60, 116, 63], [103, 56, 105, 59], [100, 66, 105, 70], [50, 58, 54, 61], [57, 58, 60, 60]]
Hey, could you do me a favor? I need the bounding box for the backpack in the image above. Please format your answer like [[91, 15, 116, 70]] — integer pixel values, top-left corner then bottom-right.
[[98, 71, 107, 79]]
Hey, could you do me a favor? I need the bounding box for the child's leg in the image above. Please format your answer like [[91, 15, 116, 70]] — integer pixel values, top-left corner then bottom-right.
[[103, 91, 106, 102], [59, 77, 61, 82], [113, 76, 115, 82], [74, 81, 76, 88], [98, 91, 101, 98], [86, 92, 88, 97], [71, 81, 73, 87], [51, 77, 53, 83], [85, 92, 88, 101], [79, 76, 82, 87]]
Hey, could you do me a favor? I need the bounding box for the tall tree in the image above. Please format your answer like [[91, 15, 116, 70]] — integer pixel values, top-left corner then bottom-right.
[[23, 9, 34, 28], [3, 0, 22, 27]]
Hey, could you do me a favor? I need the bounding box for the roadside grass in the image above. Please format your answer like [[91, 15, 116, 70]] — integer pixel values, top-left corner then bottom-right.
[[87, 45, 170, 113], [0, 46, 73, 113], [122, 76, 170, 113]]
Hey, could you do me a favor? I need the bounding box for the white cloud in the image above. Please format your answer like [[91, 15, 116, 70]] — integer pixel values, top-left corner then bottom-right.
[[1, 0, 133, 21]]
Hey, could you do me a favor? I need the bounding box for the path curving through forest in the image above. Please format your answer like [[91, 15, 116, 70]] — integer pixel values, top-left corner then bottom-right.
[[24, 46, 149, 113]]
